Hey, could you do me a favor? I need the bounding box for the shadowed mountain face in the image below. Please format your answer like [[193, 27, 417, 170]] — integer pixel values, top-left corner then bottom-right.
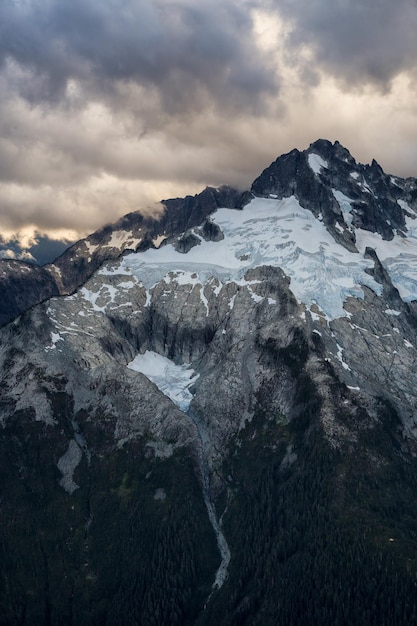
[[1, 140, 417, 625], [0, 260, 61, 326]]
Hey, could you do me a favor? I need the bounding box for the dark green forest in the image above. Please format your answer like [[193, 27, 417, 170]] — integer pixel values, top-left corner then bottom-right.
[[2, 385, 417, 625]]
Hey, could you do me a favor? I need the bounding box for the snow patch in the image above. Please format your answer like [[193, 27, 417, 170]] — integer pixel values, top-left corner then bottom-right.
[[308, 153, 328, 175], [127, 351, 199, 412], [119, 280, 136, 289], [211, 278, 223, 296], [199, 285, 210, 315], [79, 287, 107, 312], [333, 190, 354, 227], [46, 332, 62, 350], [105, 230, 141, 250], [228, 294, 237, 310], [49, 264, 62, 278], [144, 287, 152, 307], [335, 344, 351, 371], [398, 199, 413, 213], [247, 287, 263, 303], [84, 241, 99, 258], [153, 235, 166, 248]]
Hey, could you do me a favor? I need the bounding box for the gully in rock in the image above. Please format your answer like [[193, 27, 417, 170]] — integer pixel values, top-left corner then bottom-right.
[[188, 410, 231, 592]]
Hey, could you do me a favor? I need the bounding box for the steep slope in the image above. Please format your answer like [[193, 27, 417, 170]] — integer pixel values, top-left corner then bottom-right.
[[0, 260, 60, 326], [252, 138, 417, 251], [44, 185, 245, 295], [1, 140, 417, 624], [0, 186, 244, 327]]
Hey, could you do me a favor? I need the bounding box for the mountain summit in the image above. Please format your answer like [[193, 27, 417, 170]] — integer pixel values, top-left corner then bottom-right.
[[1, 140, 417, 625]]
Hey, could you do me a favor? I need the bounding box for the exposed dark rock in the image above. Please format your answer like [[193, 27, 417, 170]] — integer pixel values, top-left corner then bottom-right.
[[175, 232, 202, 254], [0, 260, 59, 326], [160, 185, 243, 235], [251, 139, 416, 252], [200, 219, 224, 242]]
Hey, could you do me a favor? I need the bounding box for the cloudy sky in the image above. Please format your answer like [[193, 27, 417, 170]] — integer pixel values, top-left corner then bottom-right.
[[1, 0, 417, 254]]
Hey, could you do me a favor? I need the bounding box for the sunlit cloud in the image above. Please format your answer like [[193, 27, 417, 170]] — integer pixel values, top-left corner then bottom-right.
[[0, 0, 416, 250]]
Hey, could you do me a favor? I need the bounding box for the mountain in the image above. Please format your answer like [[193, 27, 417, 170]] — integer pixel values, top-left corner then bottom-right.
[[0, 186, 245, 326], [1, 139, 417, 625]]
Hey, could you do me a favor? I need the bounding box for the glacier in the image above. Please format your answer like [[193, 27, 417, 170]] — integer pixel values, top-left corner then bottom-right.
[[120, 196, 386, 320], [127, 350, 199, 412]]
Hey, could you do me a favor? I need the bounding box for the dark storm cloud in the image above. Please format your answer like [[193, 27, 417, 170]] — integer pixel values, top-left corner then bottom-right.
[[276, 0, 417, 88], [0, 0, 417, 243], [0, 0, 277, 113]]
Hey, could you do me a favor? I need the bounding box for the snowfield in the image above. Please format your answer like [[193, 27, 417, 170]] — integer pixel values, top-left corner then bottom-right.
[[127, 351, 199, 411], [121, 196, 385, 319], [83, 195, 417, 322]]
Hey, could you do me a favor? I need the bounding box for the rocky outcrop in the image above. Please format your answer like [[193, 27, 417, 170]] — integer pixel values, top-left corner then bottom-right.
[[45, 184, 245, 296], [0, 259, 60, 326], [200, 219, 224, 242], [175, 232, 202, 253], [251, 139, 417, 251]]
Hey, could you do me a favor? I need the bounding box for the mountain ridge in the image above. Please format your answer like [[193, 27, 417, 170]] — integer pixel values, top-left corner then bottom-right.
[[1, 138, 416, 326]]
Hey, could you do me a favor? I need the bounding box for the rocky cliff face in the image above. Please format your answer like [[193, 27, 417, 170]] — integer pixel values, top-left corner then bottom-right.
[[0, 260, 61, 326], [252, 138, 417, 250], [2, 140, 417, 625]]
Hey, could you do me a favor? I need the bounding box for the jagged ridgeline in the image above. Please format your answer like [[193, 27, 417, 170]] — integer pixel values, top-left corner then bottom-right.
[[2, 140, 417, 625]]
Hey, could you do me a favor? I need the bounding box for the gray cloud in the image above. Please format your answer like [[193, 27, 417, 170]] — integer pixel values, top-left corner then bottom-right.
[[0, 0, 417, 246], [276, 0, 417, 88], [0, 0, 277, 113]]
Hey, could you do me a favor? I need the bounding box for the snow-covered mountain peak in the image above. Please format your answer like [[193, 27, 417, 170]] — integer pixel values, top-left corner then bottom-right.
[[118, 195, 382, 320], [252, 139, 417, 246], [3, 142, 417, 622], [2, 141, 417, 439]]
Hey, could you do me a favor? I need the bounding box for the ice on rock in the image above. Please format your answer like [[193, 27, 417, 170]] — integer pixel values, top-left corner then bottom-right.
[[127, 351, 199, 412], [354, 212, 417, 301], [332, 190, 354, 226], [308, 153, 328, 175], [118, 194, 417, 320]]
